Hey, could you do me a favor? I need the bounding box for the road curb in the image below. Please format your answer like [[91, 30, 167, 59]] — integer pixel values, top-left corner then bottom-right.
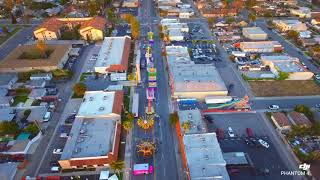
[[0, 27, 23, 49]]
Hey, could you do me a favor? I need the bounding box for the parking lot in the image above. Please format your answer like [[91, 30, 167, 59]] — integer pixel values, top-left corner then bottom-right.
[[205, 113, 293, 180], [38, 99, 82, 174]]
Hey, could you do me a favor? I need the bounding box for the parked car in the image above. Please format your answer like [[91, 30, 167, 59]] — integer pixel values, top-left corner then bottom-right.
[[246, 128, 254, 138], [268, 105, 279, 110], [314, 74, 320, 80], [229, 168, 240, 175], [43, 111, 52, 122], [227, 127, 235, 137], [51, 166, 60, 172], [60, 133, 69, 138], [50, 160, 59, 166], [258, 139, 270, 148], [53, 149, 63, 154], [256, 168, 270, 176]]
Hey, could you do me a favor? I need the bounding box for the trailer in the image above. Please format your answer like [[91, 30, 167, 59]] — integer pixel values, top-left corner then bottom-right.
[[132, 93, 139, 117]]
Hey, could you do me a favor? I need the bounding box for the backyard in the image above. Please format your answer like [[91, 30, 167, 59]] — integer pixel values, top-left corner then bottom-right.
[[249, 80, 320, 97]]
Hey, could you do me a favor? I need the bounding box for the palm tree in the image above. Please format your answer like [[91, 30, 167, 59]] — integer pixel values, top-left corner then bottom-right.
[[122, 121, 133, 133], [110, 161, 125, 176]]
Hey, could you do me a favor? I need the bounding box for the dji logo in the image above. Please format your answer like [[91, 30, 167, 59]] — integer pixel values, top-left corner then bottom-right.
[[299, 163, 310, 171]]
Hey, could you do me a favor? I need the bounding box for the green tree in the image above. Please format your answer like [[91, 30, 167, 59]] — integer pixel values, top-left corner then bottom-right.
[[182, 121, 191, 133], [277, 71, 289, 80], [122, 14, 140, 40], [294, 105, 314, 121], [126, 112, 134, 122], [208, 17, 217, 25], [88, 1, 100, 16], [169, 112, 179, 126], [11, 13, 17, 24], [24, 109, 31, 117], [24, 123, 39, 136], [2, 26, 9, 34], [0, 121, 20, 136], [246, 0, 257, 8], [287, 30, 299, 40], [110, 161, 125, 176], [226, 16, 235, 24], [248, 13, 257, 22], [73, 83, 87, 97]]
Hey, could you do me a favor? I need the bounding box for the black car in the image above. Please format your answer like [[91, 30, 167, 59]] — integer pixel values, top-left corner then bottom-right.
[[50, 160, 59, 166]]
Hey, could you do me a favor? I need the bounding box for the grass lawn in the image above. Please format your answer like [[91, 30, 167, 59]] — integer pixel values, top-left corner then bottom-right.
[[0, 27, 21, 45], [12, 96, 28, 106], [249, 80, 320, 97], [71, 93, 84, 99]]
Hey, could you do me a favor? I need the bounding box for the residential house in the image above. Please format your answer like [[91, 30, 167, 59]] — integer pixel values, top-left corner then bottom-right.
[[235, 41, 283, 53], [0, 74, 18, 89], [28, 88, 47, 100], [290, 7, 311, 18], [0, 96, 14, 107], [271, 112, 291, 132], [201, 8, 237, 18], [287, 111, 312, 127]]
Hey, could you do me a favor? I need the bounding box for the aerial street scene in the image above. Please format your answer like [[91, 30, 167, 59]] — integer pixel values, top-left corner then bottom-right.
[[1, 0, 320, 180]]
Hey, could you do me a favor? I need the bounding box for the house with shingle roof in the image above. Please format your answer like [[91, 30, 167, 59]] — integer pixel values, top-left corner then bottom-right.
[[271, 112, 291, 132], [34, 17, 107, 41]]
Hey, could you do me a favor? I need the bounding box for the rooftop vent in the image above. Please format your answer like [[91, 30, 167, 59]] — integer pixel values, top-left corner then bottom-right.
[[89, 97, 94, 101], [103, 96, 108, 100], [99, 107, 105, 111]]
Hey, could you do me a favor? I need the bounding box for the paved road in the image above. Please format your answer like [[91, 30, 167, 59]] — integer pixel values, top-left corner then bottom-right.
[[256, 19, 320, 74], [18, 45, 94, 178], [0, 25, 37, 60]]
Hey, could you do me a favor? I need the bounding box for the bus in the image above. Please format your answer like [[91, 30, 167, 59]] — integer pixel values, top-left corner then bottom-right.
[[132, 93, 139, 117], [133, 163, 154, 175]]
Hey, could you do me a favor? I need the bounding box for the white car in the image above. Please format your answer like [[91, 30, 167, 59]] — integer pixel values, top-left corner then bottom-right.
[[268, 105, 279, 110], [227, 127, 235, 137], [60, 133, 69, 138], [315, 74, 320, 80], [51, 166, 60, 172], [53, 149, 63, 154], [258, 139, 269, 148]]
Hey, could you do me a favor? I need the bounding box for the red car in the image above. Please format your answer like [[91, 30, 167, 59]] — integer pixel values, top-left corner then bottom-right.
[[216, 128, 224, 139], [246, 128, 254, 138]]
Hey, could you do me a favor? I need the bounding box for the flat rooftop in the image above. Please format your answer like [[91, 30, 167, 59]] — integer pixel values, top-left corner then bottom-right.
[[240, 41, 282, 49], [166, 46, 227, 93], [223, 152, 248, 165], [261, 55, 299, 62], [95, 36, 131, 71], [178, 109, 206, 134], [61, 118, 118, 159], [242, 27, 266, 34], [0, 44, 71, 69], [274, 61, 306, 72], [183, 133, 230, 180], [77, 91, 123, 118], [274, 19, 303, 25]]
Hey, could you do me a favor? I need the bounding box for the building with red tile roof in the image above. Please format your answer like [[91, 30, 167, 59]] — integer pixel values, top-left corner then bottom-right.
[[271, 112, 291, 132], [34, 17, 107, 41], [201, 8, 238, 18], [288, 111, 312, 127]]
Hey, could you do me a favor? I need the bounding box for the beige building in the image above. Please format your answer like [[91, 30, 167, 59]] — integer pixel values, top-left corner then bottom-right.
[[166, 46, 228, 100], [0, 44, 71, 73], [242, 27, 268, 40], [261, 55, 314, 80], [273, 19, 307, 32], [34, 17, 107, 41]]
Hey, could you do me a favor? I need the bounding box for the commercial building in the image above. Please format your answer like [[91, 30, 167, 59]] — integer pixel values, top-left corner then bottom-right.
[[273, 19, 308, 32], [236, 41, 283, 53], [59, 90, 123, 170], [59, 117, 121, 170], [271, 112, 291, 132], [94, 36, 131, 80], [290, 7, 311, 18], [201, 8, 237, 17], [166, 46, 228, 100], [0, 44, 71, 73], [261, 55, 314, 80], [34, 17, 107, 41], [242, 27, 268, 40], [161, 19, 189, 42], [183, 133, 230, 180], [76, 91, 123, 119]]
